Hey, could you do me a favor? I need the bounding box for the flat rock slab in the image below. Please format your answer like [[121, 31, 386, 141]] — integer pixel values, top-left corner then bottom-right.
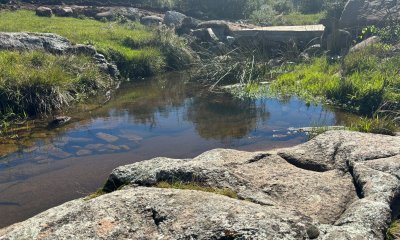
[[105, 149, 357, 225], [2, 131, 400, 239], [0, 187, 313, 239]]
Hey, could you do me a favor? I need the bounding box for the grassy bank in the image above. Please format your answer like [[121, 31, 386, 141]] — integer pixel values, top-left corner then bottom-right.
[[265, 43, 399, 134], [0, 51, 112, 118], [0, 10, 173, 78], [0, 10, 194, 123], [269, 44, 400, 115]]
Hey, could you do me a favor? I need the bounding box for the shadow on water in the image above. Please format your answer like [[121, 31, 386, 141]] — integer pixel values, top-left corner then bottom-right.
[[0, 72, 357, 228]]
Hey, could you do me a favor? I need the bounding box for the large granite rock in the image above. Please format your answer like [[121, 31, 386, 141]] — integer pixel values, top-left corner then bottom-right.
[[0, 32, 81, 54], [2, 131, 400, 239], [164, 11, 187, 27], [0, 187, 313, 239], [104, 149, 357, 224], [340, 0, 400, 29]]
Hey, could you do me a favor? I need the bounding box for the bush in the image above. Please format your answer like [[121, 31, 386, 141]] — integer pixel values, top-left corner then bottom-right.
[[249, 4, 277, 25]]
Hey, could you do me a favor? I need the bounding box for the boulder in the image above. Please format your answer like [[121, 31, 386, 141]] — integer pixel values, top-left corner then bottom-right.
[[0, 32, 72, 53], [192, 28, 220, 42], [349, 36, 381, 52], [140, 16, 163, 26], [340, 0, 400, 29], [35, 6, 53, 17], [196, 20, 232, 39], [176, 17, 202, 35], [95, 7, 140, 21], [54, 7, 73, 17], [164, 11, 187, 27]]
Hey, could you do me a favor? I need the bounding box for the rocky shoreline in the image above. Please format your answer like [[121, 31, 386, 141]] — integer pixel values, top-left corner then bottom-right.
[[1, 130, 399, 239]]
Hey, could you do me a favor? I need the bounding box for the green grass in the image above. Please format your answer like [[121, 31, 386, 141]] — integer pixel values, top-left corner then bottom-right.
[[0, 10, 164, 78], [85, 188, 107, 200], [272, 11, 326, 25], [0, 50, 112, 117], [269, 44, 400, 116], [350, 116, 398, 136], [387, 220, 400, 240], [156, 181, 238, 199]]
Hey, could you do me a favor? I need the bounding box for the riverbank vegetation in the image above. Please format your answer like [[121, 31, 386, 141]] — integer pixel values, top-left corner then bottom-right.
[[0, 51, 112, 118], [232, 36, 399, 135], [0, 9, 194, 124], [0, 10, 193, 78]]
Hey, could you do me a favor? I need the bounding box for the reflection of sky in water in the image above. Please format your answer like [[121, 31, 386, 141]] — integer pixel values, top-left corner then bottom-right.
[[0, 73, 347, 172]]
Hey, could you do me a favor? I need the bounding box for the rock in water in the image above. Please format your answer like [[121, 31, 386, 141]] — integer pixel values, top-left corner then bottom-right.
[[48, 116, 71, 128]]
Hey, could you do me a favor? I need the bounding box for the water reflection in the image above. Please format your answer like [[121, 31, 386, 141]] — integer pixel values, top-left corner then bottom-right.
[[0, 72, 356, 169], [186, 92, 270, 139], [0, 72, 357, 228]]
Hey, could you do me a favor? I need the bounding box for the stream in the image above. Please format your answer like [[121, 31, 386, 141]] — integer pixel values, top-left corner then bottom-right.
[[0, 72, 356, 227]]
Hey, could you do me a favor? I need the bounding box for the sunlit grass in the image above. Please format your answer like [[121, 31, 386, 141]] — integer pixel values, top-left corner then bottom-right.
[[269, 44, 400, 116], [0, 10, 164, 78], [273, 11, 326, 25], [0, 50, 112, 117]]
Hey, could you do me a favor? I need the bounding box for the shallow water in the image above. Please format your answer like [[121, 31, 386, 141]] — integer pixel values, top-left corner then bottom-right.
[[0, 72, 355, 227]]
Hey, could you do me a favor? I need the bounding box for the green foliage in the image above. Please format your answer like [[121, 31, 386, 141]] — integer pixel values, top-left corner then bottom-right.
[[246, 0, 345, 25], [0, 51, 111, 118], [357, 26, 378, 43], [350, 116, 397, 136], [249, 4, 277, 26], [272, 11, 326, 26], [377, 24, 400, 43], [156, 181, 238, 199]]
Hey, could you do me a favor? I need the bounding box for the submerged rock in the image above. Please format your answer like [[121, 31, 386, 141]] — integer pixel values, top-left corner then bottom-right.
[[48, 116, 71, 128], [2, 131, 400, 239], [96, 133, 119, 143]]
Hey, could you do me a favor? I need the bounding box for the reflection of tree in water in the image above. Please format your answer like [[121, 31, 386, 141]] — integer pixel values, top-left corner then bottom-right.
[[186, 92, 270, 140], [100, 73, 191, 128]]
